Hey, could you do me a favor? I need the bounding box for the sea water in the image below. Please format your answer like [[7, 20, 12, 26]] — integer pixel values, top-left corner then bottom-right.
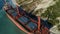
[[0, 0, 26, 34]]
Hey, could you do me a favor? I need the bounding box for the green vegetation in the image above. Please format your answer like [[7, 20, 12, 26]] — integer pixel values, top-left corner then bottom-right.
[[41, 0, 60, 25], [16, 0, 60, 25], [57, 24, 60, 31]]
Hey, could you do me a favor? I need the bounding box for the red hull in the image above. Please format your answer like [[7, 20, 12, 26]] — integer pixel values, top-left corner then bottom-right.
[[6, 14, 32, 34]]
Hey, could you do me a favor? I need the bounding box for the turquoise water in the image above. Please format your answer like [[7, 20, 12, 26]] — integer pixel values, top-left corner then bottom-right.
[[0, 9, 26, 34], [0, 0, 26, 34], [0, 0, 4, 9]]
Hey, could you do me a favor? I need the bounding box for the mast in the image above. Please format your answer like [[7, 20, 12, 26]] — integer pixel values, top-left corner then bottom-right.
[[35, 17, 41, 34], [16, 5, 21, 16], [38, 16, 41, 31]]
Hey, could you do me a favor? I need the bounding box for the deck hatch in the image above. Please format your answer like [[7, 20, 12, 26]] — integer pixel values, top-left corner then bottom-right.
[[27, 22, 37, 30], [11, 12, 17, 17], [8, 9, 15, 14], [18, 16, 30, 24]]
